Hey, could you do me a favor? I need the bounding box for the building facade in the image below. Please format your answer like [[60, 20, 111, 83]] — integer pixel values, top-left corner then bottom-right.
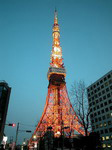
[[87, 70, 112, 149], [0, 81, 11, 143]]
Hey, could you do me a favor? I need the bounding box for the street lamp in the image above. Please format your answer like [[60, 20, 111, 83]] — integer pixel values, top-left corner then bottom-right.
[[15, 123, 32, 146], [61, 126, 70, 150]]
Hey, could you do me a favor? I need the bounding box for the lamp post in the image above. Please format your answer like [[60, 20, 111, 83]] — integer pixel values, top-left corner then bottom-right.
[[15, 123, 32, 147], [61, 126, 70, 150]]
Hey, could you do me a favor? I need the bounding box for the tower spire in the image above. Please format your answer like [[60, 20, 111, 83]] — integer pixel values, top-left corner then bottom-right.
[[50, 9, 63, 69], [54, 8, 58, 24]]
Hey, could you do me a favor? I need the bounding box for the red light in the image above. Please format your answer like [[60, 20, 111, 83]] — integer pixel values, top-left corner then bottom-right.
[[12, 123, 16, 127], [8, 123, 16, 127]]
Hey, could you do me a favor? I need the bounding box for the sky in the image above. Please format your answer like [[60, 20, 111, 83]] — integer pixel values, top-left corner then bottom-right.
[[0, 0, 112, 144]]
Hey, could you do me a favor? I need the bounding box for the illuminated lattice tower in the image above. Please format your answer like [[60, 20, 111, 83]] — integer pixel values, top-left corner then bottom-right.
[[29, 10, 85, 148]]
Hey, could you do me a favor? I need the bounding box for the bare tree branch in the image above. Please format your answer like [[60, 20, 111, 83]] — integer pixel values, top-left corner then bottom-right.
[[70, 80, 91, 136]]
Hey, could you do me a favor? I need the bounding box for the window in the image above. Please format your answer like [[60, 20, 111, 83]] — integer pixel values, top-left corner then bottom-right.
[[95, 94, 97, 98], [102, 136, 105, 141], [101, 85, 104, 89], [107, 144, 111, 148], [93, 101, 95, 105], [104, 77, 107, 81], [100, 103, 103, 107], [107, 114, 110, 118], [96, 124, 98, 128], [106, 88, 109, 92], [108, 99, 112, 104], [98, 117, 101, 121], [88, 98, 91, 102], [92, 120, 94, 123], [107, 93, 111, 98], [92, 96, 94, 100], [97, 82, 99, 86], [104, 102, 107, 105], [97, 131, 99, 134], [98, 92, 101, 96], [89, 103, 92, 107], [90, 114, 93, 118], [101, 110, 104, 113], [110, 85, 112, 89], [97, 87, 100, 91], [105, 136, 109, 140], [93, 107, 96, 111], [105, 129, 108, 133], [91, 87, 93, 90], [100, 123, 103, 127], [94, 112, 97, 116], [96, 99, 98, 103], [102, 90, 105, 94], [104, 122, 107, 127], [87, 89, 90, 92], [99, 97, 102, 102], [88, 93, 90, 97], [102, 144, 106, 148], [105, 82, 108, 87], [110, 112, 112, 117], [107, 74, 111, 78], [95, 118, 98, 122], [109, 79, 112, 84], [97, 105, 99, 109], [105, 108, 109, 112], [110, 135, 112, 140], [94, 89, 97, 93], [109, 128, 112, 132], [100, 80, 103, 84], [102, 115, 105, 120], [93, 85, 96, 88], [103, 96, 106, 100], [98, 111, 100, 115], [92, 126, 95, 130], [91, 91, 93, 95], [100, 130, 104, 134], [90, 108, 92, 112], [108, 121, 111, 125], [110, 106, 112, 110]]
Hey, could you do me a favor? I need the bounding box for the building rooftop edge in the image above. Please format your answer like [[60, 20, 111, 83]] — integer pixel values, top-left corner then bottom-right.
[[87, 70, 112, 89]]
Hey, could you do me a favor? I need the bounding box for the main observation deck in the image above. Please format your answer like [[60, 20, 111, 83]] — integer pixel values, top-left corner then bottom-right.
[[47, 67, 66, 80]]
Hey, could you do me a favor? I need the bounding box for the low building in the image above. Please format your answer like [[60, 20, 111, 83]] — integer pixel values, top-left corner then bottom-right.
[[0, 81, 11, 143]]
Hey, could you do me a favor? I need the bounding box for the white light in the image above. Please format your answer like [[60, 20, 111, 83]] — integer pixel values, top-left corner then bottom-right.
[[34, 143, 37, 148], [23, 142, 26, 145], [33, 135, 37, 139], [3, 136, 8, 142], [54, 47, 61, 52]]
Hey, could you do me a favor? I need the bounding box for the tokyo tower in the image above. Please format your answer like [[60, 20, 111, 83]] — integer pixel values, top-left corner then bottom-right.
[[29, 10, 84, 148]]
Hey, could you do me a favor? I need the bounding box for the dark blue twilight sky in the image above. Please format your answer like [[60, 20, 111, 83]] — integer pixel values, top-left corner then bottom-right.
[[0, 0, 112, 144]]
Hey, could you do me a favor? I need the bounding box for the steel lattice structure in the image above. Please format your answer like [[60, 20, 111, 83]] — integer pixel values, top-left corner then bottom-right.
[[29, 10, 85, 148]]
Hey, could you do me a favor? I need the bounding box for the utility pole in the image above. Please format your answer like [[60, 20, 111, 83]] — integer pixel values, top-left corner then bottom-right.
[[15, 123, 19, 145]]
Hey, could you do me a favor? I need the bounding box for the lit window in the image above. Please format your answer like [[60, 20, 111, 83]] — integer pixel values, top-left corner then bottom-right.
[[104, 122, 107, 127], [102, 144, 106, 148], [105, 136, 109, 140], [108, 121, 111, 125], [105, 82, 108, 86], [107, 144, 111, 148], [100, 123, 103, 127], [110, 135, 112, 139], [111, 113, 112, 117], [102, 137, 105, 141]]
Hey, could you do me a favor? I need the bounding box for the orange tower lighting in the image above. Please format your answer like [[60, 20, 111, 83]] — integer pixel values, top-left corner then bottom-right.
[[29, 10, 85, 148]]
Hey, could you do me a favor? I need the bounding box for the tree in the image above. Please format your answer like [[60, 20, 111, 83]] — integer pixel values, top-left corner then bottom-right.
[[70, 80, 91, 136]]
